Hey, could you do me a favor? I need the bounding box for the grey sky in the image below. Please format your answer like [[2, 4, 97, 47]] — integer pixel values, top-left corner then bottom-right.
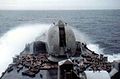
[[0, 0, 120, 10]]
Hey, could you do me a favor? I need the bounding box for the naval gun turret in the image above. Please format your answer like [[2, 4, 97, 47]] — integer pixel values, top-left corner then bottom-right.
[[47, 20, 76, 62]]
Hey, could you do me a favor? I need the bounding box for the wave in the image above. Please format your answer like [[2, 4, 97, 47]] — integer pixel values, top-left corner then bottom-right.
[[72, 27, 120, 62], [0, 24, 50, 76]]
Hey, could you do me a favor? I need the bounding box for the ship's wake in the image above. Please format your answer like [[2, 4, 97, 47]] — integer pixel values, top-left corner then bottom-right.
[[0, 24, 119, 76]]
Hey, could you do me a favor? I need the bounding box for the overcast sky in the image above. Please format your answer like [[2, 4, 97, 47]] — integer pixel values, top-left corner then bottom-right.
[[0, 0, 120, 10]]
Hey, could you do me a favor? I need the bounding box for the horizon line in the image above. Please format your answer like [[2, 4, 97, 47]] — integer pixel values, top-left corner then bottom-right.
[[0, 8, 120, 11]]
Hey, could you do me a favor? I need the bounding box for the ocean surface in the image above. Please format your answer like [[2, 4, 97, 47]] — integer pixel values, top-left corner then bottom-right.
[[0, 10, 120, 54], [0, 10, 120, 75]]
